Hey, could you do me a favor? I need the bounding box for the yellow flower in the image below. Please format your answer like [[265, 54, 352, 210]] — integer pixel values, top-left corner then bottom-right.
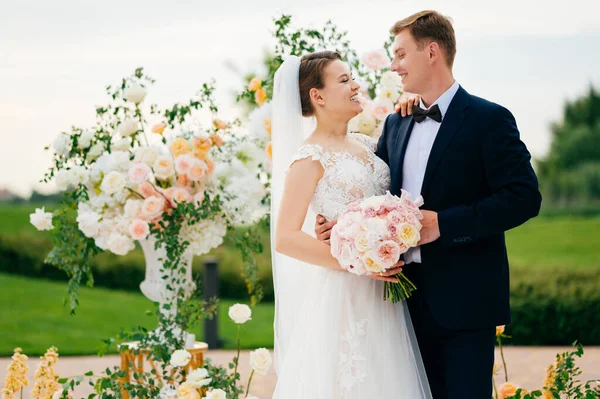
[[265, 142, 272, 159], [2, 348, 29, 399], [498, 382, 518, 399], [363, 252, 385, 273], [263, 117, 272, 137], [496, 325, 505, 336], [397, 223, 420, 247], [254, 88, 267, 106], [492, 363, 500, 375], [151, 122, 166, 135], [32, 347, 60, 399], [170, 138, 191, 157], [543, 364, 556, 399], [248, 77, 262, 92]]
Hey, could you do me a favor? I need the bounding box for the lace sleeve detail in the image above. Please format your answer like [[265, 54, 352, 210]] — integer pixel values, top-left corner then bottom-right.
[[289, 144, 330, 168], [351, 133, 377, 151]]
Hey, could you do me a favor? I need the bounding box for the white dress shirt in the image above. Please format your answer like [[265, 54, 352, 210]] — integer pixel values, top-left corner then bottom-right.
[[402, 80, 460, 264]]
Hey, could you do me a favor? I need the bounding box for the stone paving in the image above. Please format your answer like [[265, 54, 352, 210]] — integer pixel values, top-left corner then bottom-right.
[[2, 347, 599, 398]]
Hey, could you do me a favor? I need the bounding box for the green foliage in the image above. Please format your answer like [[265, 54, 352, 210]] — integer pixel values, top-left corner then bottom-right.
[[538, 86, 600, 207]]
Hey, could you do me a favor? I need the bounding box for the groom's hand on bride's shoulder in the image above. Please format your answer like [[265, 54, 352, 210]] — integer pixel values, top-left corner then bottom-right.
[[418, 210, 441, 246], [395, 92, 422, 117], [315, 214, 337, 245]]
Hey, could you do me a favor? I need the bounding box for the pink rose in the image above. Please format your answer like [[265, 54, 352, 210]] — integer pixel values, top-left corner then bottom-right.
[[129, 219, 150, 240], [170, 187, 192, 207], [376, 240, 401, 268], [128, 162, 151, 185], [363, 207, 377, 218], [371, 98, 395, 121], [139, 182, 159, 198], [187, 159, 208, 182], [141, 196, 166, 220], [175, 154, 194, 175], [362, 49, 390, 71]]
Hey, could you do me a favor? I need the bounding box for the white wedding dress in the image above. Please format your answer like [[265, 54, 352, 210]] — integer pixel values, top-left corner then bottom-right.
[[272, 133, 432, 399]]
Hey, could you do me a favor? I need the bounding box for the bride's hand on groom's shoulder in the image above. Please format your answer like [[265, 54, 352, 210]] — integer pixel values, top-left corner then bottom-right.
[[395, 92, 422, 117], [315, 214, 337, 245]]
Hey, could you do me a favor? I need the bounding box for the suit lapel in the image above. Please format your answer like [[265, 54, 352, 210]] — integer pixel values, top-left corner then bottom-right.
[[420, 87, 470, 195], [394, 116, 415, 186]]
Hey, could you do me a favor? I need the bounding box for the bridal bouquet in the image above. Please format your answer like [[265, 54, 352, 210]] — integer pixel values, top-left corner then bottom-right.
[[330, 190, 424, 302]]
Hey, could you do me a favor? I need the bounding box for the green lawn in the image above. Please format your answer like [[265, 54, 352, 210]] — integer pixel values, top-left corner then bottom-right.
[[0, 273, 274, 357]]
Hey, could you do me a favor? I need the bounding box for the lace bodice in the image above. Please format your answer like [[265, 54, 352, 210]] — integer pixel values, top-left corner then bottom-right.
[[290, 133, 391, 221]]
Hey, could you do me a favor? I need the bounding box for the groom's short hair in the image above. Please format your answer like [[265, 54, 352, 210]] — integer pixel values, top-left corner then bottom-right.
[[391, 10, 456, 68]]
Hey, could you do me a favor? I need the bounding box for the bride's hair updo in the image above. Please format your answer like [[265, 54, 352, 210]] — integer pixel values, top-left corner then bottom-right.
[[299, 51, 342, 116]]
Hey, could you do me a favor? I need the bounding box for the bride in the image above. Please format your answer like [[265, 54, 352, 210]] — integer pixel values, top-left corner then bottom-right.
[[270, 51, 432, 398]]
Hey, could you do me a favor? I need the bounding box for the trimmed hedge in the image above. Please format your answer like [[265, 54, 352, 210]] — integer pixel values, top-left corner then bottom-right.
[[1, 233, 599, 345]]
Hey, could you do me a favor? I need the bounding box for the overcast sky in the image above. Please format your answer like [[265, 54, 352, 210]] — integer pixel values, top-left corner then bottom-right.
[[2, 0, 600, 196]]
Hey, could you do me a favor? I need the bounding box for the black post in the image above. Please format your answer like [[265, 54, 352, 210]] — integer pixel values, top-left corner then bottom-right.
[[203, 258, 219, 348]]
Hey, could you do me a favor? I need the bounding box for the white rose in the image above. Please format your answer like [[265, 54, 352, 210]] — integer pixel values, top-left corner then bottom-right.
[[77, 210, 101, 238], [169, 349, 191, 367], [361, 49, 390, 71], [134, 146, 160, 166], [30, 207, 53, 231], [204, 389, 226, 399], [87, 143, 104, 160], [348, 112, 377, 136], [186, 368, 212, 388], [158, 384, 177, 399], [128, 162, 151, 184], [118, 118, 139, 137], [107, 233, 135, 256], [53, 133, 72, 157], [124, 199, 143, 218], [124, 83, 147, 104], [101, 171, 126, 194], [378, 87, 401, 103], [112, 138, 130, 151], [54, 169, 71, 191], [247, 102, 272, 142], [70, 165, 89, 186], [228, 304, 252, 324], [380, 70, 403, 90], [249, 348, 272, 375], [77, 129, 95, 149], [153, 156, 175, 180], [110, 151, 131, 172], [89, 194, 110, 211]]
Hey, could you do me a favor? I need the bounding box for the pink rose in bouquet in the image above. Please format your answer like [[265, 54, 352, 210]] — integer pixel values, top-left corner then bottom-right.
[[330, 190, 424, 302]]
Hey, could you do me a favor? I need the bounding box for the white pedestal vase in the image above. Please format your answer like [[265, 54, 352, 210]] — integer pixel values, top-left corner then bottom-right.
[[139, 236, 197, 347]]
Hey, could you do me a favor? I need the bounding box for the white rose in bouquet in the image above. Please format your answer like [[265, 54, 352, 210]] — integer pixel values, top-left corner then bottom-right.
[[380, 70, 403, 90], [348, 112, 377, 136], [247, 102, 272, 142], [134, 146, 160, 166], [153, 156, 175, 180], [54, 169, 71, 191], [53, 133, 72, 157], [112, 138, 130, 152], [87, 143, 104, 160], [100, 171, 127, 195], [118, 118, 139, 137], [107, 233, 135, 256], [76, 209, 101, 238], [77, 129, 95, 149]]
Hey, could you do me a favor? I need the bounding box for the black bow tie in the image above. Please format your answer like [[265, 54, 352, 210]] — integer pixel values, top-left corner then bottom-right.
[[412, 104, 442, 123]]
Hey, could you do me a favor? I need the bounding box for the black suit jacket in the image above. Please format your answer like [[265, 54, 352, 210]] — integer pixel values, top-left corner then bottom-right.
[[376, 86, 542, 330]]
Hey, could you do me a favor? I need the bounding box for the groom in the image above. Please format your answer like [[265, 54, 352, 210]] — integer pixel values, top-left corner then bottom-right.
[[317, 10, 542, 399]]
